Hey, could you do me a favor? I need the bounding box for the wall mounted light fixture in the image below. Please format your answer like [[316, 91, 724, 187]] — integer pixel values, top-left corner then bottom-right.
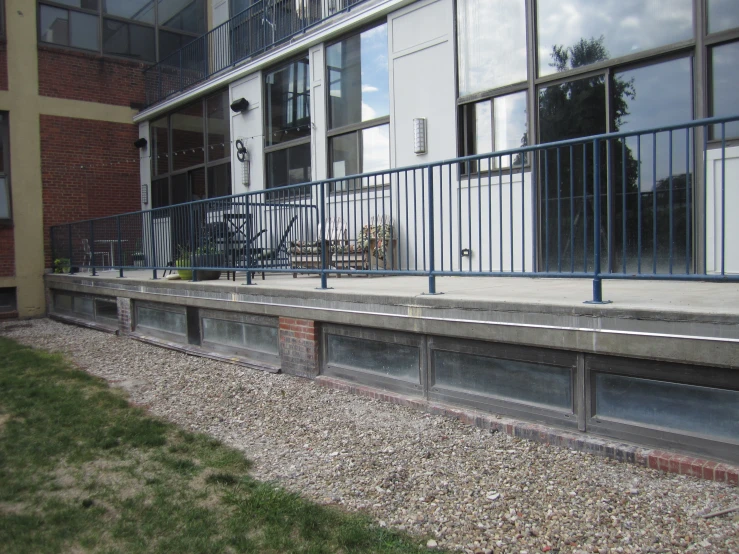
[[141, 184, 149, 205], [413, 118, 427, 155], [134, 137, 148, 149], [230, 98, 249, 113]]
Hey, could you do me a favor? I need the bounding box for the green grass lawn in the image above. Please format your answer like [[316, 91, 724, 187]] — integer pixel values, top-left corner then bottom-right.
[[0, 336, 434, 554]]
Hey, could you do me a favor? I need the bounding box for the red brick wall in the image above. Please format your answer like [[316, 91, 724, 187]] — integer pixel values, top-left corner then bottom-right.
[[0, 226, 14, 277], [279, 317, 320, 378], [0, 41, 8, 92], [40, 115, 141, 267], [37, 46, 147, 107]]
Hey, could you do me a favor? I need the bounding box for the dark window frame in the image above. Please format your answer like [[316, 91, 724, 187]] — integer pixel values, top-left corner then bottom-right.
[[0, 112, 11, 225], [325, 20, 390, 191], [263, 53, 312, 192], [37, 0, 205, 63], [149, 89, 232, 209]]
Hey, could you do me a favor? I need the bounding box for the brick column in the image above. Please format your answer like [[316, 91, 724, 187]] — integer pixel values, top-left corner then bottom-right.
[[117, 297, 133, 335], [279, 317, 319, 378]]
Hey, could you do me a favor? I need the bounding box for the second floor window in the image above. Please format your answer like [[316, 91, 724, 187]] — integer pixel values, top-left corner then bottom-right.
[[38, 0, 206, 63]]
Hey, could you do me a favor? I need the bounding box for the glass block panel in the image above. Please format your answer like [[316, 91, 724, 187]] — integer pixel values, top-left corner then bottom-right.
[[433, 350, 572, 410], [327, 335, 420, 382], [202, 318, 278, 355], [95, 299, 118, 321], [137, 306, 186, 335], [73, 296, 94, 316], [594, 373, 739, 441], [54, 293, 73, 312]]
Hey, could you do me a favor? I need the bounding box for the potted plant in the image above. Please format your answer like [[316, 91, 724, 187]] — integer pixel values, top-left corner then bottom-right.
[[53, 258, 71, 274], [175, 244, 223, 281]]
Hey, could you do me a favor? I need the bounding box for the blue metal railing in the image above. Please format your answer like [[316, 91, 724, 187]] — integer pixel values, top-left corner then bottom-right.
[[50, 115, 739, 302], [144, 0, 367, 107]]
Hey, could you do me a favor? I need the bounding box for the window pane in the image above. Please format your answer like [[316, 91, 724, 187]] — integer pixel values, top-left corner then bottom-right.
[[266, 143, 311, 190], [362, 124, 390, 174], [158, 0, 205, 33], [457, 0, 527, 96], [0, 176, 10, 219], [327, 335, 420, 383], [207, 90, 230, 161], [207, 164, 232, 198], [708, 0, 739, 34], [327, 23, 389, 129], [152, 178, 169, 208], [103, 19, 155, 61], [70, 11, 99, 50], [265, 58, 311, 146], [539, 74, 606, 143], [330, 124, 389, 188], [103, 0, 155, 23], [711, 41, 739, 138], [231, 0, 252, 15], [171, 101, 204, 171], [434, 350, 572, 410], [495, 91, 527, 168], [614, 58, 693, 274], [40, 6, 70, 46], [190, 167, 206, 201], [537, 0, 693, 77], [151, 116, 169, 176], [594, 373, 739, 441], [171, 173, 189, 204]]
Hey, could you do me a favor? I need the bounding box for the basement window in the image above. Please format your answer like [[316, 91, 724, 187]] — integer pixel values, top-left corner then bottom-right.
[[0, 287, 16, 313]]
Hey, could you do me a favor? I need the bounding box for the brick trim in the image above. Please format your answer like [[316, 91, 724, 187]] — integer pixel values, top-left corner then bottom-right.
[[279, 317, 319, 378], [316, 376, 739, 485]]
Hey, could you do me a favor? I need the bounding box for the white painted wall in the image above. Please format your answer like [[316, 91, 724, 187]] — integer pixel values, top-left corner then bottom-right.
[[230, 72, 263, 195], [705, 145, 739, 274]]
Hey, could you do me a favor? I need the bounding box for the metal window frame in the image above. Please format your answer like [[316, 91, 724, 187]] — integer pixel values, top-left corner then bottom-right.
[[324, 20, 390, 185], [36, 0, 206, 62], [0, 112, 11, 225], [148, 88, 232, 207]]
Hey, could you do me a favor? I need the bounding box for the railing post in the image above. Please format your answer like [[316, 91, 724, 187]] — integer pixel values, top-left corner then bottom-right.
[[245, 194, 253, 285], [427, 165, 436, 294], [149, 210, 158, 280], [189, 203, 198, 282], [117, 216, 124, 278], [90, 220, 96, 276], [319, 180, 328, 289], [587, 138, 610, 304], [68, 224, 73, 271]]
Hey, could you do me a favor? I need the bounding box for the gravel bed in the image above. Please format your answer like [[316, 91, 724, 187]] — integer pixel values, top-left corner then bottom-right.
[[2, 318, 738, 553]]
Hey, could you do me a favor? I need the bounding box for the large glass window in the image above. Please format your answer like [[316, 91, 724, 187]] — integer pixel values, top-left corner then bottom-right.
[[0, 113, 10, 222], [326, 23, 389, 189], [38, 1, 205, 62], [710, 41, 739, 138], [149, 89, 232, 208], [536, 0, 693, 77], [461, 90, 528, 173], [457, 0, 527, 97], [264, 56, 312, 191]]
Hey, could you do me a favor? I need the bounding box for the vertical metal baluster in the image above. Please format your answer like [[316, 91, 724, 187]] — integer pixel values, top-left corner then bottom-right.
[[488, 162, 492, 272], [721, 123, 726, 276], [668, 129, 674, 274], [477, 161, 481, 273], [702, 125, 708, 274], [570, 146, 575, 273], [117, 216, 124, 278], [592, 139, 603, 302], [622, 137, 627, 274], [320, 180, 328, 288], [583, 143, 588, 273], [650, 133, 657, 273], [544, 149, 549, 272], [637, 135, 642, 274], [90, 220, 96, 276], [509, 154, 514, 272], [556, 148, 561, 272], [685, 127, 691, 275], [498, 155, 503, 271], [427, 165, 436, 293], [521, 149, 526, 273]]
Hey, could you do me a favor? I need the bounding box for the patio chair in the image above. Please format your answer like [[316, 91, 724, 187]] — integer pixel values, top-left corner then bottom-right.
[[81, 238, 109, 271], [249, 215, 299, 279]]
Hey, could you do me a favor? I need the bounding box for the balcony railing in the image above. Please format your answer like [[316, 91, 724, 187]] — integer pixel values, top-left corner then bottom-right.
[[50, 115, 739, 302], [144, 0, 367, 108]]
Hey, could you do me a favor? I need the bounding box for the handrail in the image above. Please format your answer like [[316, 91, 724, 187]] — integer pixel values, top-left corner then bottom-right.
[[144, 0, 368, 108], [50, 115, 739, 300]]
